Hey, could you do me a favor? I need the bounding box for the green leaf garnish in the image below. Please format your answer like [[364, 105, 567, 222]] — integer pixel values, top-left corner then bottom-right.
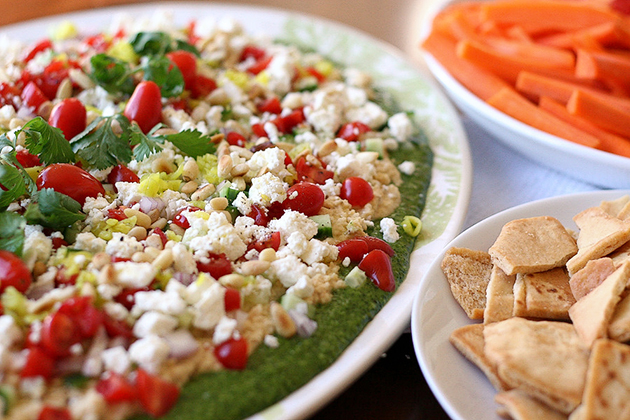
[[89, 54, 136, 95], [129, 123, 164, 161], [21, 117, 76, 166], [24, 189, 86, 230], [166, 129, 218, 158], [141, 55, 184, 98], [0, 212, 26, 256], [129, 31, 199, 57], [71, 115, 134, 170]]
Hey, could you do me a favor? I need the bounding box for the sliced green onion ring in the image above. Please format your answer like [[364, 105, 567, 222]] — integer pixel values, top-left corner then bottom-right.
[[401, 215, 422, 237]]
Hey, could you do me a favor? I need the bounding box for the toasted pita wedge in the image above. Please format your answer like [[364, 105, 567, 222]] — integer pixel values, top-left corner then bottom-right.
[[484, 317, 589, 414], [569, 258, 615, 301], [513, 267, 575, 321], [609, 241, 630, 267], [449, 323, 510, 391], [608, 292, 630, 342], [566, 207, 630, 275], [484, 265, 516, 324], [489, 216, 577, 276], [569, 261, 630, 348], [616, 197, 630, 220], [599, 195, 630, 218], [580, 339, 630, 419], [495, 389, 568, 420], [441, 247, 492, 319]]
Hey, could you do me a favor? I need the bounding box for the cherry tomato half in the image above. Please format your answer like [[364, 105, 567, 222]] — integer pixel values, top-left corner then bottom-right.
[[37, 406, 72, 420], [358, 249, 396, 292], [107, 164, 140, 191], [214, 337, 248, 370], [172, 206, 202, 229], [196, 253, 232, 279], [0, 250, 32, 294], [21, 346, 55, 379], [282, 182, 325, 216], [123, 81, 163, 134], [224, 287, 241, 312], [166, 50, 197, 91], [337, 121, 371, 142], [340, 177, 373, 207], [96, 372, 138, 403], [15, 149, 41, 168], [21, 81, 48, 111], [40, 311, 81, 357], [48, 98, 87, 141], [136, 369, 180, 417], [36, 163, 105, 206]]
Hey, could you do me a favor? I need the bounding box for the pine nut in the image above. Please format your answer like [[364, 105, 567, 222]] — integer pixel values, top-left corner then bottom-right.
[[128, 226, 147, 241], [270, 302, 296, 338], [317, 140, 337, 157], [123, 208, 152, 229], [152, 249, 174, 270], [151, 157, 176, 174], [240, 260, 270, 276], [219, 273, 245, 288], [144, 247, 161, 259], [230, 163, 249, 177], [150, 218, 168, 230], [131, 251, 153, 263], [182, 159, 200, 181], [209, 197, 228, 211], [232, 177, 246, 191], [91, 252, 112, 270], [191, 184, 215, 201], [55, 78, 73, 100], [259, 248, 277, 262], [218, 155, 233, 178], [181, 180, 199, 194]]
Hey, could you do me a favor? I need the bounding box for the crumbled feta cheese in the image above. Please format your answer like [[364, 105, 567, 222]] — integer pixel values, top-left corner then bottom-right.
[[103, 301, 129, 321], [345, 102, 388, 129], [388, 112, 413, 142], [266, 51, 295, 95], [133, 311, 179, 338], [248, 172, 287, 207], [232, 192, 253, 216], [22, 225, 53, 269], [128, 335, 171, 374], [106, 232, 143, 259], [113, 261, 157, 288], [182, 211, 247, 261], [171, 242, 197, 274], [268, 210, 318, 241], [212, 316, 238, 345], [380, 217, 400, 243], [397, 161, 416, 175], [192, 282, 226, 330], [269, 255, 309, 288], [115, 182, 144, 206], [0, 315, 22, 347], [301, 239, 339, 264], [132, 289, 188, 316], [101, 347, 131, 374], [74, 232, 107, 254], [248, 147, 288, 178], [286, 276, 314, 299], [264, 334, 279, 348]]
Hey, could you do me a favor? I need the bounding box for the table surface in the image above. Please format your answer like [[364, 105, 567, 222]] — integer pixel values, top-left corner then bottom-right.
[[1, 1, 604, 419]]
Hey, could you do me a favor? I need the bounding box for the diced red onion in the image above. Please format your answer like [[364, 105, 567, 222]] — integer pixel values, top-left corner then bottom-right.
[[173, 272, 196, 286], [289, 310, 317, 338], [138, 196, 165, 214]]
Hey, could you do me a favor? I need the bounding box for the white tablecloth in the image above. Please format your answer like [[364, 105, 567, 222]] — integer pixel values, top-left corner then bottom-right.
[[461, 117, 601, 230]]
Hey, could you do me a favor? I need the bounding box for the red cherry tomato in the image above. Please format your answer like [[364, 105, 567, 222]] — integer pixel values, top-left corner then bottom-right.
[[48, 98, 87, 141], [356, 235, 395, 257], [246, 56, 272, 75], [36, 163, 106, 205], [166, 50, 197, 91], [51, 236, 68, 250], [40, 311, 81, 357], [0, 250, 32, 294], [123, 81, 163, 134], [305, 66, 326, 83], [358, 249, 396, 292], [107, 164, 140, 190], [336, 238, 369, 263], [611, 0, 630, 14], [15, 149, 41, 168], [23, 39, 53, 63], [214, 337, 248, 370], [0, 83, 20, 109], [247, 204, 270, 226], [36, 59, 74, 100], [102, 312, 134, 339], [282, 182, 325, 216], [226, 131, 247, 147], [257, 97, 282, 114], [38, 406, 71, 420], [273, 108, 304, 134], [295, 156, 334, 185], [240, 45, 266, 61], [196, 253, 232, 279], [340, 177, 373, 207], [114, 286, 151, 311], [172, 206, 202, 229], [57, 296, 103, 339], [136, 368, 180, 417], [224, 287, 241, 312], [21, 81, 48, 110], [21, 346, 55, 379], [96, 372, 138, 403], [337, 121, 371, 142], [107, 208, 128, 221], [191, 74, 217, 99], [250, 231, 281, 252], [251, 122, 267, 137]]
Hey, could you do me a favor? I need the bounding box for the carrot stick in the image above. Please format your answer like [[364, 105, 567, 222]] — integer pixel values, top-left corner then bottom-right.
[[539, 96, 630, 157], [567, 89, 630, 138], [422, 31, 511, 100], [575, 49, 630, 84], [537, 21, 630, 50], [515, 71, 615, 103], [486, 87, 601, 148], [480, 0, 620, 35], [456, 38, 575, 84]]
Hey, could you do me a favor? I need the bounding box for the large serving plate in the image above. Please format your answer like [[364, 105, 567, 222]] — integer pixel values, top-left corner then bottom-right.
[[1, 3, 472, 419], [411, 189, 630, 420], [419, 0, 630, 189]]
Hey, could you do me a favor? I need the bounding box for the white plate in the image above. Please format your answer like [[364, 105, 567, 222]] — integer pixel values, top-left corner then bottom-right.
[[1, 4, 472, 419], [411, 189, 630, 420], [419, 0, 630, 189]]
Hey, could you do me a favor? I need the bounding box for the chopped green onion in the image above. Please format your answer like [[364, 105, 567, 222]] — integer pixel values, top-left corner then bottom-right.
[[401, 215, 422, 237]]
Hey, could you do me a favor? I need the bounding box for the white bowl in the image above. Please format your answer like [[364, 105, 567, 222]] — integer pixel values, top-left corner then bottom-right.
[[420, 1, 630, 189]]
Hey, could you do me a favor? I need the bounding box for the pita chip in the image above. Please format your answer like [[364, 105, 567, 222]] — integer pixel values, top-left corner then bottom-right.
[[449, 323, 510, 391], [489, 216, 577, 276], [569, 257, 615, 301], [609, 241, 630, 267], [484, 317, 589, 414], [484, 265, 516, 324], [513, 267, 575, 320], [566, 207, 630, 275], [495, 389, 568, 420], [569, 261, 630, 348], [580, 339, 630, 419], [599, 195, 630, 218], [441, 247, 492, 319], [608, 292, 630, 342]]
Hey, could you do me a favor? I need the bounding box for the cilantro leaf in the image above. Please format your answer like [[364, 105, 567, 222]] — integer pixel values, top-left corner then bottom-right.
[[130, 31, 199, 57], [89, 54, 135, 95], [166, 129, 218, 158], [0, 163, 30, 210], [71, 115, 133, 170], [141, 55, 184, 98], [129, 123, 164, 161], [0, 212, 26, 256], [24, 189, 86, 230], [21, 117, 76, 166]]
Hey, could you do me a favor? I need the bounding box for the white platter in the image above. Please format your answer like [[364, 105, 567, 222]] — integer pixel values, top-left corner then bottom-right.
[[411, 189, 630, 420], [1, 3, 472, 419], [419, 0, 630, 189]]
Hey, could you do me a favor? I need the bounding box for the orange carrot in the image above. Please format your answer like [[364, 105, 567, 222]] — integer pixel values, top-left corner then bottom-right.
[[537, 21, 630, 50], [567, 89, 630, 138], [486, 87, 601, 148], [575, 49, 630, 84], [539, 96, 630, 157], [515, 71, 618, 103], [456, 38, 575, 84], [480, 0, 620, 35], [422, 31, 510, 100]]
